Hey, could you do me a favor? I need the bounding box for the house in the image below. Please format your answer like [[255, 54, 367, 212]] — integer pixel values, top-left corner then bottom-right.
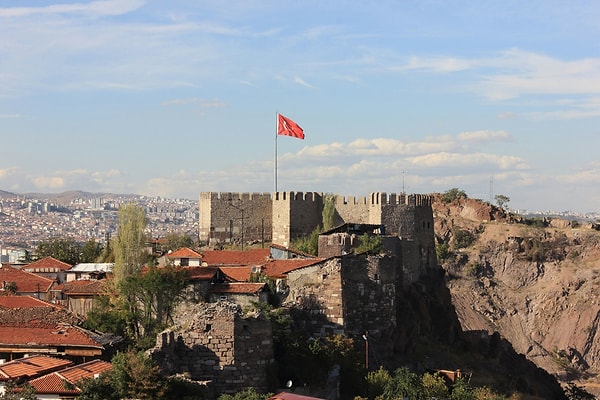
[[51, 280, 104, 317], [0, 264, 55, 301], [0, 355, 73, 395], [166, 247, 203, 267], [0, 295, 82, 327], [28, 359, 112, 399], [181, 266, 219, 302], [209, 282, 268, 307], [65, 263, 112, 282], [0, 324, 105, 361], [21, 257, 72, 284]]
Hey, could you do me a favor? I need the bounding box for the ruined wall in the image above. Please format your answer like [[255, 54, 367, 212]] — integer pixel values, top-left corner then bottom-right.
[[285, 259, 345, 337], [149, 302, 274, 397], [285, 255, 399, 368]]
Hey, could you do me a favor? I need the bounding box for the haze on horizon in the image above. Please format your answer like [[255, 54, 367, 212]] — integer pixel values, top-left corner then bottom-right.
[[1, 1, 599, 214]]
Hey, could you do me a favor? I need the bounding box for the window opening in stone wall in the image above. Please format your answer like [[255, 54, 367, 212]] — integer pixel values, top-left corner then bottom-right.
[[204, 324, 212, 332]]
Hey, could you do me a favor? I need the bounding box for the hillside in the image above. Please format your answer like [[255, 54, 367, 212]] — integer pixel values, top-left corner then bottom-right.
[[433, 195, 600, 396]]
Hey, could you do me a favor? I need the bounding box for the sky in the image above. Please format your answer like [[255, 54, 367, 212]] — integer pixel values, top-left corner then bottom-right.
[[1, 1, 600, 214]]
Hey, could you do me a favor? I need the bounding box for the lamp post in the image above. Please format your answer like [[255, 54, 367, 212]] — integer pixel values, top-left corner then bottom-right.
[[228, 201, 245, 250], [362, 332, 369, 371]]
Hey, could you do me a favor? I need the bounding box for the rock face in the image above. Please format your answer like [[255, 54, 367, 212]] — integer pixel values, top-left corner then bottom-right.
[[433, 195, 600, 396]]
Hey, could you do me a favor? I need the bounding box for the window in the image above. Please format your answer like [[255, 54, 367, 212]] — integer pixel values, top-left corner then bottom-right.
[[180, 258, 189, 266]]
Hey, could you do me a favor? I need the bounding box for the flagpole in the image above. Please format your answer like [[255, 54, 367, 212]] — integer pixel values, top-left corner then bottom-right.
[[274, 112, 278, 193]]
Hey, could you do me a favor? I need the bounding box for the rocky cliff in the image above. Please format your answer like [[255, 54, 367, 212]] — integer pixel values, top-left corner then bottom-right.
[[433, 195, 600, 396]]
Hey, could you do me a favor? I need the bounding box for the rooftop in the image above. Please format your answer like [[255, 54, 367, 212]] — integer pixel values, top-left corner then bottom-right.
[[0, 355, 73, 381]]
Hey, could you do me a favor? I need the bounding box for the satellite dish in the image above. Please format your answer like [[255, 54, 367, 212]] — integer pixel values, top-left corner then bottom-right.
[[285, 380, 293, 388]]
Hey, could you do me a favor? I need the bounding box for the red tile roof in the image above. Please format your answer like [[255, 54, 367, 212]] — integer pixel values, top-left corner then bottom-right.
[[211, 282, 266, 294], [263, 258, 324, 278], [54, 279, 104, 296], [0, 324, 104, 349], [218, 266, 253, 282], [29, 359, 112, 395], [0, 355, 73, 381], [184, 266, 218, 281], [0, 295, 61, 309], [201, 248, 270, 266], [23, 257, 72, 272], [167, 247, 203, 259], [0, 265, 55, 293]]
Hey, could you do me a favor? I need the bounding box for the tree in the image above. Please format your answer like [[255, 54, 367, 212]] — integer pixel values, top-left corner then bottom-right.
[[0, 380, 37, 400], [422, 372, 449, 399], [113, 203, 149, 285], [494, 194, 510, 209], [383, 367, 424, 400], [322, 193, 337, 231], [81, 238, 104, 262], [441, 188, 468, 203], [35, 237, 82, 265], [163, 233, 194, 253], [355, 234, 383, 254], [217, 388, 272, 400]]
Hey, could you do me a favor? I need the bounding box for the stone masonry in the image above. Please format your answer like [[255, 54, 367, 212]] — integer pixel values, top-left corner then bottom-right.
[[149, 301, 274, 396], [199, 191, 434, 248]]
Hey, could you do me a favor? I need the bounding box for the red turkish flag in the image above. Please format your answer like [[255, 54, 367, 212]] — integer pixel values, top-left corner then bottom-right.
[[277, 114, 304, 139]]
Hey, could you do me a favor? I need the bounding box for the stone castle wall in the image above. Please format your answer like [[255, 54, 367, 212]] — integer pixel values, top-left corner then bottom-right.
[[200, 191, 434, 248], [199, 192, 273, 245], [149, 302, 274, 397]]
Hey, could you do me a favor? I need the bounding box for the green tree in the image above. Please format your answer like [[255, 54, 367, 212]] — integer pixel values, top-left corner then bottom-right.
[[291, 225, 321, 256], [436, 242, 450, 261], [322, 193, 337, 231], [451, 377, 476, 400], [111, 351, 167, 399], [0, 381, 37, 400], [35, 237, 82, 265], [217, 387, 272, 400], [355, 234, 383, 254], [113, 203, 149, 285], [494, 194, 510, 209], [163, 233, 194, 253], [366, 367, 392, 399], [81, 238, 104, 262], [383, 367, 425, 400], [441, 188, 468, 203], [422, 372, 448, 399]]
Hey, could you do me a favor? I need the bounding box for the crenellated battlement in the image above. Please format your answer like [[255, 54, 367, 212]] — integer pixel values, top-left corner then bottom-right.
[[199, 191, 434, 247]]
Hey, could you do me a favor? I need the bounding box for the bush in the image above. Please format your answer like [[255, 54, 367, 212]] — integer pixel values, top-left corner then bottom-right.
[[452, 228, 474, 250]]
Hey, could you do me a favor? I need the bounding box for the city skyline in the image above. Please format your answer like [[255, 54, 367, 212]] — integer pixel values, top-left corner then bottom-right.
[[1, 1, 600, 213]]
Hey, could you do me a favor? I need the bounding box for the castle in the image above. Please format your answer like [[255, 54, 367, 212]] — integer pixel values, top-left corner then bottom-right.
[[199, 191, 434, 249]]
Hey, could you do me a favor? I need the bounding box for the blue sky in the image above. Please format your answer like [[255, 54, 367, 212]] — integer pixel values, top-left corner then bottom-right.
[[1, 1, 599, 213]]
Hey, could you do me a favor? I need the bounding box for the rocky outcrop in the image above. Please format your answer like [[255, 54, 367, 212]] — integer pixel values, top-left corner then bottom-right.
[[434, 196, 600, 396]]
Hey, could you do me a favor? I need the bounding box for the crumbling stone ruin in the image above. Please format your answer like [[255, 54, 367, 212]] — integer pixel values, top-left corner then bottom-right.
[[148, 301, 274, 396]]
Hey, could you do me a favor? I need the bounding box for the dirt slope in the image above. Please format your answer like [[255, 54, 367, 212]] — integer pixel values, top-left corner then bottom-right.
[[433, 195, 600, 396]]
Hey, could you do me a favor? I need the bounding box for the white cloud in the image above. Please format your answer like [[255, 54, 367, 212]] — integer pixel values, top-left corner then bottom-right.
[[0, 0, 145, 18], [457, 130, 512, 143]]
